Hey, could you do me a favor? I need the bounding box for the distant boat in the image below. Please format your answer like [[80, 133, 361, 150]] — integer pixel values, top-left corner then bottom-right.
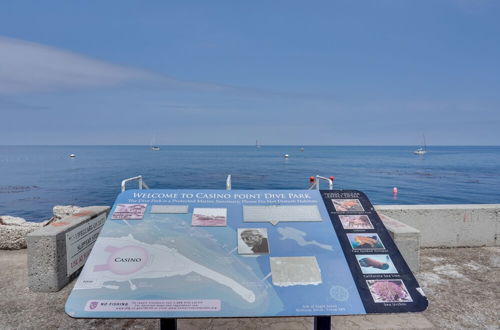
[[69, 154, 76, 158], [300, 147, 304, 152], [413, 147, 426, 155], [284, 154, 289, 159], [150, 137, 160, 151], [256, 139, 261, 148], [413, 135, 427, 155]]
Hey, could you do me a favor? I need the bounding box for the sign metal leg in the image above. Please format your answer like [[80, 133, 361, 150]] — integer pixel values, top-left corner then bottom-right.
[[160, 318, 177, 330], [160, 317, 329, 329], [314, 316, 331, 330]]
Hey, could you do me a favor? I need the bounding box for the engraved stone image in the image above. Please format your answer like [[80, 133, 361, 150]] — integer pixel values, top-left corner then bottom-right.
[[191, 208, 227, 226], [356, 254, 398, 274], [150, 205, 189, 214], [270, 256, 322, 287], [238, 228, 269, 255], [367, 280, 413, 303], [331, 199, 364, 212], [347, 233, 385, 250], [243, 205, 322, 225], [277, 227, 333, 251], [339, 215, 374, 230], [111, 204, 147, 220]]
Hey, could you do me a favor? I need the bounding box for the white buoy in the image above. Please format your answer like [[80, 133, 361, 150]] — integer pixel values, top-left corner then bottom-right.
[[284, 154, 289, 159], [69, 154, 76, 158]]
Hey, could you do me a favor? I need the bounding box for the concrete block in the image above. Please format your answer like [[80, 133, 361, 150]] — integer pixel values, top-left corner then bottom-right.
[[378, 212, 421, 273], [26, 206, 109, 292], [375, 204, 500, 247]]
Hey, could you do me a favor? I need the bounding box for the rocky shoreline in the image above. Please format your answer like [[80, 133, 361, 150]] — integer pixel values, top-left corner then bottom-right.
[[0, 205, 83, 250]]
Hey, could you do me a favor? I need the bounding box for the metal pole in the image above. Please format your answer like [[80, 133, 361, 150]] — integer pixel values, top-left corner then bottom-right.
[[314, 316, 331, 330], [160, 318, 177, 330]]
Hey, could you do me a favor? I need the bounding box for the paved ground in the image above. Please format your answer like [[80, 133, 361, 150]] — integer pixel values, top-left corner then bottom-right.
[[0, 247, 498, 330]]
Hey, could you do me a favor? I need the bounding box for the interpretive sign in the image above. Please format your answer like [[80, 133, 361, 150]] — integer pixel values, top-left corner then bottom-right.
[[65, 189, 427, 318]]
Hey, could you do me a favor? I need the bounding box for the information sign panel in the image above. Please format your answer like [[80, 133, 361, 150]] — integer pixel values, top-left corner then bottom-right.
[[65, 189, 427, 318]]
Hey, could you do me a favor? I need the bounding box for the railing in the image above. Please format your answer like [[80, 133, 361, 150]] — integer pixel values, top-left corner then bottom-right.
[[308, 175, 334, 190], [121, 174, 333, 191], [121, 176, 150, 192]]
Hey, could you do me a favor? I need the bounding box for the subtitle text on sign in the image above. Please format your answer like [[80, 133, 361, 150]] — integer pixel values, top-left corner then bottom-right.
[[85, 299, 221, 312]]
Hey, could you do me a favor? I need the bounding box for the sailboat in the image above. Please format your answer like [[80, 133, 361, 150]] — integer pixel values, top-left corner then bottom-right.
[[413, 135, 427, 155], [256, 139, 261, 148], [150, 137, 160, 151]]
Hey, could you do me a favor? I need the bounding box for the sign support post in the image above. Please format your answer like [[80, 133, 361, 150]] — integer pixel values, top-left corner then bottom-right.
[[160, 318, 176, 330]]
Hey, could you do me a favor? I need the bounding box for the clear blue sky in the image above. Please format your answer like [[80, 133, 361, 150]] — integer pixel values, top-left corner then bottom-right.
[[0, 1, 499, 145]]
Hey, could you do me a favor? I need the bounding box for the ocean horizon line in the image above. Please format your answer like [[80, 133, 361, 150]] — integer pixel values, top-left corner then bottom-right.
[[1, 144, 500, 147]]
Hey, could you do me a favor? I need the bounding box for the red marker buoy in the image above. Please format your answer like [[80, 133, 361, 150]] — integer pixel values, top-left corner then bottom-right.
[[393, 187, 398, 195], [309, 176, 315, 183]]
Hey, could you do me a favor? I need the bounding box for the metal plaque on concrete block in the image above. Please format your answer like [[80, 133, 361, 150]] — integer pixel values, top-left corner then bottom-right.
[[65, 213, 106, 276]]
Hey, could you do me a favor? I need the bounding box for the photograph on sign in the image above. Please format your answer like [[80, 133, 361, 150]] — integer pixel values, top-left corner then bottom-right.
[[347, 233, 385, 250], [331, 199, 364, 212], [111, 204, 147, 220], [270, 256, 322, 287], [339, 215, 374, 230], [356, 254, 398, 274], [238, 228, 270, 255], [191, 208, 227, 226], [366, 280, 413, 303]]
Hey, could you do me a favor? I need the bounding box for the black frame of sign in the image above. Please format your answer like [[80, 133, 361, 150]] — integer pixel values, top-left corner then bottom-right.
[[320, 190, 428, 313]]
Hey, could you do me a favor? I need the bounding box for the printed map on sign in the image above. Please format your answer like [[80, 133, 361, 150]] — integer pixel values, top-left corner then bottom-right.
[[66, 189, 427, 319]]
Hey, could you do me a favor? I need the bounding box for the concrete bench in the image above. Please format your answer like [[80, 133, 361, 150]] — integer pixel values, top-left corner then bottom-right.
[[27, 206, 109, 292], [376, 204, 500, 247], [378, 212, 421, 272]]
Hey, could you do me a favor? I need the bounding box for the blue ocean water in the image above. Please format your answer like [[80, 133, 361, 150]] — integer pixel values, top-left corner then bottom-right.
[[1, 146, 499, 222]]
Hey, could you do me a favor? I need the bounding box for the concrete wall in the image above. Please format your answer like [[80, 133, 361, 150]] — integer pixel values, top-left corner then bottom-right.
[[375, 204, 500, 248]]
